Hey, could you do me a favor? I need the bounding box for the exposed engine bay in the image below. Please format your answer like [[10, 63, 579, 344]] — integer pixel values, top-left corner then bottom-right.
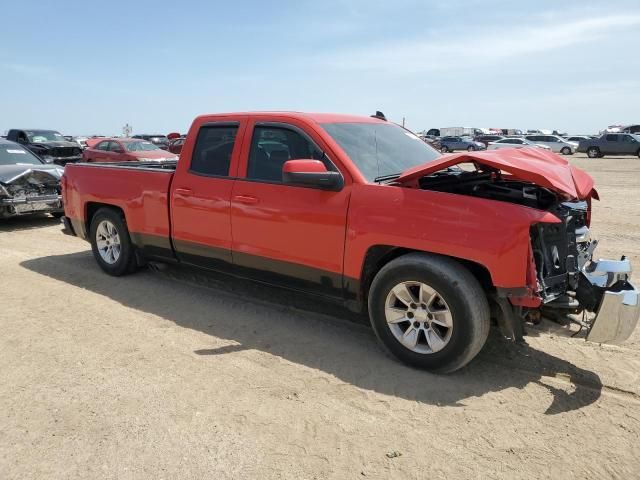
[[0, 168, 63, 219], [418, 168, 558, 210], [415, 164, 639, 344]]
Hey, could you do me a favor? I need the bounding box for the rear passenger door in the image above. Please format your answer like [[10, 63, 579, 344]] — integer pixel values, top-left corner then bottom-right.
[[170, 119, 247, 270], [604, 135, 620, 154], [230, 120, 350, 298]]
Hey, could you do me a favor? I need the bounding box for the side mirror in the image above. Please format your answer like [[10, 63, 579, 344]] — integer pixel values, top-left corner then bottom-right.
[[282, 159, 343, 191]]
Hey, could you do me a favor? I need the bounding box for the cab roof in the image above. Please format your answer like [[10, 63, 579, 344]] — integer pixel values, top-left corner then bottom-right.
[[194, 112, 386, 124]]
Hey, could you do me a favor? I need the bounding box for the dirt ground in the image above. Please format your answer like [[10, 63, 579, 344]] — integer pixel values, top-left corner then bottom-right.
[[1, 153, 639, 479]]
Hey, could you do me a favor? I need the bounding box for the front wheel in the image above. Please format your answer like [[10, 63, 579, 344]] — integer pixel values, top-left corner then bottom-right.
[[441, 146, 449, 153], [560, 147, 572, 155], [587, 147, 601, 158], [368, 253, 490, 373], [467, 145, 476, 152], [89, 208, 138, 276]]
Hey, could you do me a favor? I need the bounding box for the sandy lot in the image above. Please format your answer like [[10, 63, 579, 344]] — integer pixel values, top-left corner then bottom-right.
[[1, 154, 640, 479]]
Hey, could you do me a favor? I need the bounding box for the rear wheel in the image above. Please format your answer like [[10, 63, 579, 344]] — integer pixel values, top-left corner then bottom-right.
[[368, 253, 490, 373], [441, 146, 449, 153], [89, 208, 137, 276], [560, 147, 571, 155], [587, 147, 601, 158]]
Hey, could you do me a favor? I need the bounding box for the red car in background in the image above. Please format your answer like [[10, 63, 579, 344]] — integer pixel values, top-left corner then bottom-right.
[[82, 138, 179, 163]]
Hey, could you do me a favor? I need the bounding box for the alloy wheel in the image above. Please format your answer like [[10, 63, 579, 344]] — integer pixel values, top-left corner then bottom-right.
[[95, 220, 121, 264], [384, 281, 453, 354]]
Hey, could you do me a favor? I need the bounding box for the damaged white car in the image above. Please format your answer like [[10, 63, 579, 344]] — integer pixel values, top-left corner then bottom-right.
[[0, 139, 64, 219]]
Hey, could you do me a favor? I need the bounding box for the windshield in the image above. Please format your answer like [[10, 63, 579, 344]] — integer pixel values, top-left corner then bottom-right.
[[125, 141, 162, 152], [321, 122, 440, 181], [26, 130, 65, 143], [0, 144, 43, 165]]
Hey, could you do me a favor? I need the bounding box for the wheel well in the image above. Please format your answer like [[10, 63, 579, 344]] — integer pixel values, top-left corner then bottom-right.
[[85, 202, 125, 233], [358, 246, 494, 310]]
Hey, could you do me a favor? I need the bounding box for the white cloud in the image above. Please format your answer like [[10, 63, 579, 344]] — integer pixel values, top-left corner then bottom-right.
[[320, 13, 640, 73], [1, 63, 51, 75]]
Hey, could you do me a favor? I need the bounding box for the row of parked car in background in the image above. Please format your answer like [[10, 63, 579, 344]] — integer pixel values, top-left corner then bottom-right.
[[1, 120, 638, 221], [421, 131, 640, 158], [0, 129, 184, 220], [0, 128, 188, 166]]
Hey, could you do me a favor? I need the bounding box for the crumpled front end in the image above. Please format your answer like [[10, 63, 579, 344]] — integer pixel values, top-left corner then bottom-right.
[[530, 201, 639, 344], [0, 168, 63, 218], [577, 256, 639, 345]]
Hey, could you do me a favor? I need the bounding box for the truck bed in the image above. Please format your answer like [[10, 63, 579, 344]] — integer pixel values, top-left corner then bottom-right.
[[62, 161, 176, 256]]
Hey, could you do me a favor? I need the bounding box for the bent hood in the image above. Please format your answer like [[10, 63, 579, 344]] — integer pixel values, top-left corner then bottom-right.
[[30, 141, 81, 149], [396, 148, 595, 199], [0, 164, 64, 185]]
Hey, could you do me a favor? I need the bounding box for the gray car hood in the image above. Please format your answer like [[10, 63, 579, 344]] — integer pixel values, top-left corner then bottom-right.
[[0, 164, 64, 185]]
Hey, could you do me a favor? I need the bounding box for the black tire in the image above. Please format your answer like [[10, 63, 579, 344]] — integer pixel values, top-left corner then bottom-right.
[[89, 207, 137, 276], [587, 147, 600, 158], [467, 145, 475, 152], [560, 147, 571, 155], [441, 146, 449, 153], [368, 253, 490, 373]]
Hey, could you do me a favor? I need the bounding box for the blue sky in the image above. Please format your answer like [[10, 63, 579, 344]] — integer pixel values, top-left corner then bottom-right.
[[1, 0, 639, 135]]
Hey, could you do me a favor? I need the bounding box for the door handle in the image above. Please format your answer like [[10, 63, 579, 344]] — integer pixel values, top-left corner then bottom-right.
[[233, 195, 259, 205], [174, 187, 193, 195]]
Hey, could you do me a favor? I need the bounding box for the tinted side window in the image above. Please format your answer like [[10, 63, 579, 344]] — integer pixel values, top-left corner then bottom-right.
[[190, 125, 238, 176], [247, 126, 323, 183], [108, 141, 122, 152], [605, 135, 618, 142], [96, 141, 109, 151]]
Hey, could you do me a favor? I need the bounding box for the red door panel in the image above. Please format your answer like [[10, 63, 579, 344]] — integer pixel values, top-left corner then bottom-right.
[[170, 118, 247, 270], [230, 181, 350, 296]]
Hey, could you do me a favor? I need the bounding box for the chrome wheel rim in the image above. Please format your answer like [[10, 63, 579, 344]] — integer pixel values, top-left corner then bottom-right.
[[96, 220, 121, 264], [385, 281, 453, 354]]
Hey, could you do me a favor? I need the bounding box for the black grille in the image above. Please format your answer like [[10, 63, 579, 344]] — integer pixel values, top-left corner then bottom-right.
[[51, 147, 81, 157]]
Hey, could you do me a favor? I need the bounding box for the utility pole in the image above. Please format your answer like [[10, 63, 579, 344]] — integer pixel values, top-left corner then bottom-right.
[[122, 123, 132, 137], [402, 117, 406, 128]]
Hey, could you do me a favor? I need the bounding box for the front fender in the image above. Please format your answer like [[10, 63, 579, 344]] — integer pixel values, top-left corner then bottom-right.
[[344, 184, 559, 289]]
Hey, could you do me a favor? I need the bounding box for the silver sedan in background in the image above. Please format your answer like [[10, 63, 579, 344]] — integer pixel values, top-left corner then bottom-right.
[[487, 138, 551, 151], [524, 134, 578, 154]]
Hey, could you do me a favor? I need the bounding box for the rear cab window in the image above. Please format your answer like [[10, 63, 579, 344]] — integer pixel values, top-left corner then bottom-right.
[[189, 124, 240, 177]]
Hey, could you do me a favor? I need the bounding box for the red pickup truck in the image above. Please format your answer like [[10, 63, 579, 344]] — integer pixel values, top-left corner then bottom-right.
[[61, 112, 639, 372]]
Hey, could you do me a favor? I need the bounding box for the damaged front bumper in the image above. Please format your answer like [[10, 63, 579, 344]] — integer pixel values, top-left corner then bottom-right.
[[578, 257, 640, 344], [0, 194, 63, 216]]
